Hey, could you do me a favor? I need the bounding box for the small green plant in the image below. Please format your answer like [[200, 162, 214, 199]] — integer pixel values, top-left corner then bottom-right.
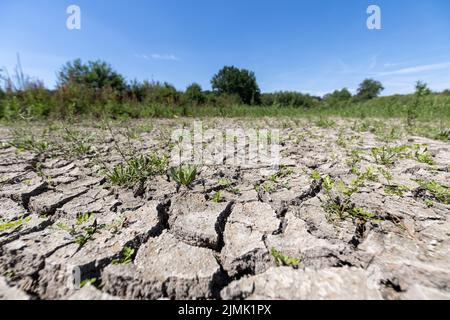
[[3, 270, 17, 280], [213, 191, 222, 203], [354, 121, 371, 133], [282, 181, 291, 190], [348, 207, 377, 220], [269, 166, 294, 183], [0, 216, 31, 232], [337, 132, 348, 148], [362, 167, 379, 182], [271, 248, 300, 268], [321, 175, 378, 222], [310, 170, 322, 181], [107, 154, 168, 187], [424, 199, 434, 208], [8, 129, 51, 154], [55, 222, 74, 233], [315, 118, 336, 128], [269, 173, 278, 183], [371, 144, 420, 166], [80, 278, 97, 288], [435, 129, 450, 141], [278, 166, 295, 178], [414, 146, 434, 165], [75, 220, 98, 250], [169, 165, 198, 187], [218, 178, 232, 188], [379, 167, 393, 182], [217, 177, 241, 194], [262, 182, 276, 194], [371, 146, 398, 166], [346, 149, 365, 167], [414, 179, 450, 205], [353, 166, 379, 182], [378, 127, 402, 143], [106, 216, 127, 234], [379, 167, 408, 197], [61, 127, 94, 157], [385, 185, 410, 197], [230, 188, 241, 195], [112, 246, 135, 265], [323, 175, 334, 192], [76, 213, 93, 226]]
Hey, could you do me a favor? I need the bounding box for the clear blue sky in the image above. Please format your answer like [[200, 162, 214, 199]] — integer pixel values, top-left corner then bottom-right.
[[1, 0, 450, 95]]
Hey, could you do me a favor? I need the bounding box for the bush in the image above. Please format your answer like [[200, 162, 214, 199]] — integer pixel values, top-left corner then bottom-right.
[[211, 66, 261, 105], [56, 59, 127, 116], [0, 56, 53, 119], [415, 81, 432, 97], [261, 91, 319, 108], [146, 82, 181, 105], [323, 88, 352, 106], [127, 80, 181, 106], [185, 83, 205, 105], [355, 79, 384, 101], [0, 81, 52, 120], [58, 59, 126, 92]]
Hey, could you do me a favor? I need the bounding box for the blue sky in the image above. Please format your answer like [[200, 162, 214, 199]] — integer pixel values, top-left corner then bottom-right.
[[1, 0, 450, 95]]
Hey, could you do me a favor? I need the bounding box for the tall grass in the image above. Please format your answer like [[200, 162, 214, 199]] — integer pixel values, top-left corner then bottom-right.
[[111, 94, 449, 121]]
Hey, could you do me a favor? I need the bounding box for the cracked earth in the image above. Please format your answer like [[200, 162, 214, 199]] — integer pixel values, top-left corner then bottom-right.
[[0, 118, 449, 300]]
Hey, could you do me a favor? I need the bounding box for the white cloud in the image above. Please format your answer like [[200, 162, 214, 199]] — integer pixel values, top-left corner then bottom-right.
[[136, 53, 180, 61], [377, 61, 450, 76]]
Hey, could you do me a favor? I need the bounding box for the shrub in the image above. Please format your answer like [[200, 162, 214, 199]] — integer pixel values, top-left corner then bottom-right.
[[138, 81, 181, 106], [0, 56, 52, 119], [57, 59, 126, 92], [323, 88, 352, 107], [56, 59, 127, 116], [211, 66, 261, 105], [185, 83, 205, 105], [407, 81, 432, 126], [355, 79, 384, 101], [261, 91, 319, 108]]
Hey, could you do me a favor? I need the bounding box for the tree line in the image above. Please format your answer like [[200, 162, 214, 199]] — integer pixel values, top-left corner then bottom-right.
[[0, 58, 446, 120]]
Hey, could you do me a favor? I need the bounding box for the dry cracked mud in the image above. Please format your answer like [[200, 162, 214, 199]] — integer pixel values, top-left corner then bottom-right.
[[0, 118, 449, 300]]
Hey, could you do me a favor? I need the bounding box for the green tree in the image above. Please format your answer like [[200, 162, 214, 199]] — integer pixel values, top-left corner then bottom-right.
[[211, 66, 261, 105], [355, 79, 384, 101], [414, 81, 431, 97], [324, 88, 352, 106], [185, 83, 205, 105], [57, 59, 126, 92], [324, 88, 352, 101]]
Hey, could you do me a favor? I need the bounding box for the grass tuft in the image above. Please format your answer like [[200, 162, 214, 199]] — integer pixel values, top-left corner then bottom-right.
[[107, 154, 168, 188]]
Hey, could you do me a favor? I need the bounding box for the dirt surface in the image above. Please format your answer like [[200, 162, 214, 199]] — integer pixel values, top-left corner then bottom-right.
[[0, 118, 449, 300]]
